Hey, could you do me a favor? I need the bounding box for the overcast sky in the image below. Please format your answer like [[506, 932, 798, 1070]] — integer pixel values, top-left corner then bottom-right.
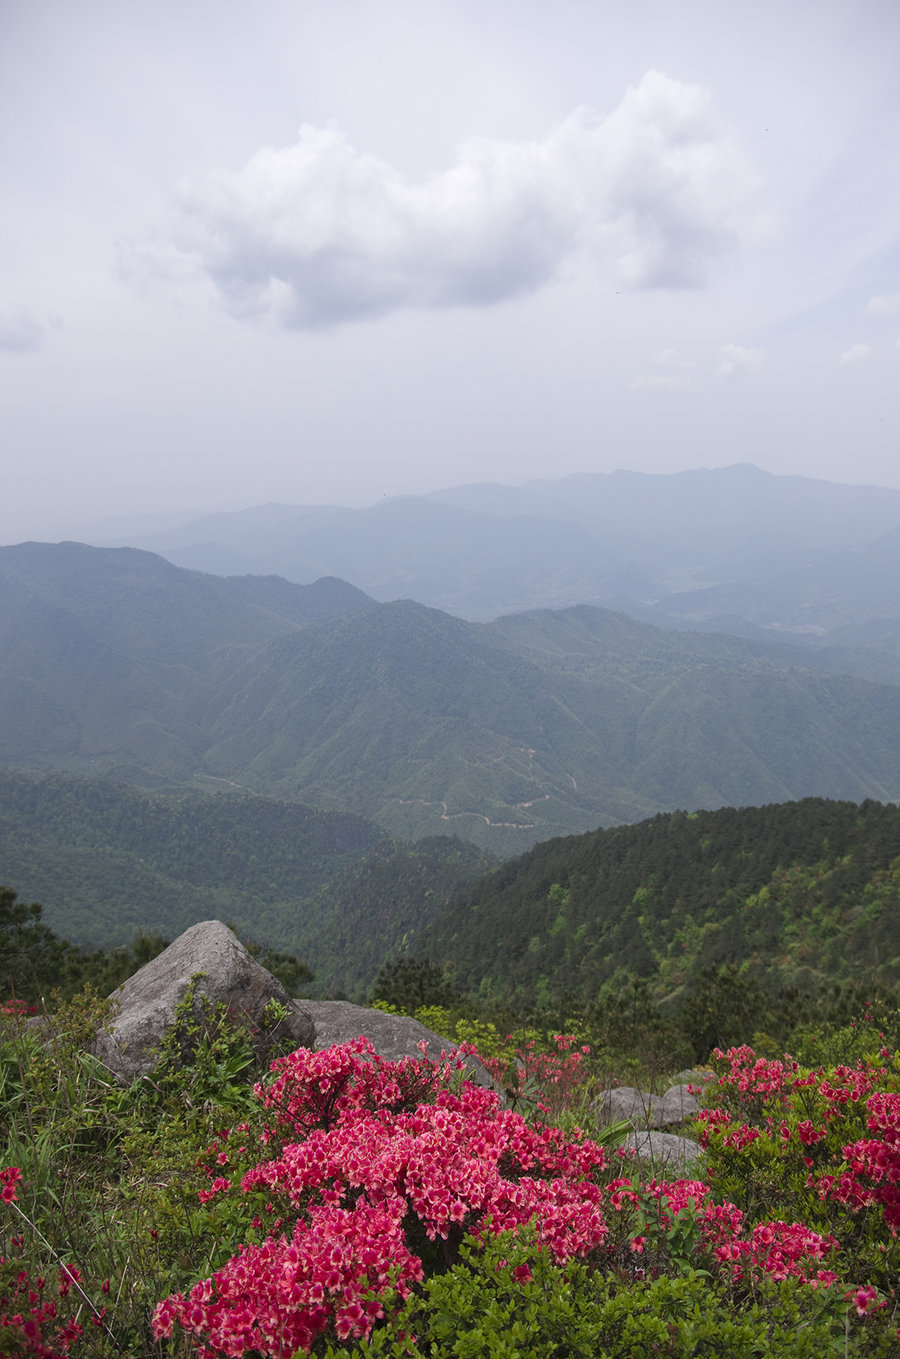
[[2, 0, 899, 541]]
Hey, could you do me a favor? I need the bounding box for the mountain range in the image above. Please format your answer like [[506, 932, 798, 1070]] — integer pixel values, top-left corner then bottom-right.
[[91, 465, 900, 650], [2, 538, 900, 855]]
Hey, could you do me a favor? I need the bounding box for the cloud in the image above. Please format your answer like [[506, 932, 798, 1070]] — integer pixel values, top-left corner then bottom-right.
[[658, 348, 694, 369], [137, 71, 763, 330], [717, 343, 763, 376], [839, 343, 873, 365], [628, 348, 695, 390], [0, 304, 57, 354], [865, 293, 900, 316], [627, 372, 692, 391]]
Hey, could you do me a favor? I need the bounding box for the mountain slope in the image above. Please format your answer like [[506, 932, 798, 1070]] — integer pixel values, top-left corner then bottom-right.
[[417, 798, 900, 1008], [3, 545, 900, 853], [0, 767, 384, 949], [0, 769, 494, 994]]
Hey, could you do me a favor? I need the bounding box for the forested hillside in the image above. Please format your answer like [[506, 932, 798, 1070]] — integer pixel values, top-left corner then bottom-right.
[[419, 798, 900, 1009], [0, 769, 383, 948], [4, 543, 900, 854], [0, 770, 493, 988]]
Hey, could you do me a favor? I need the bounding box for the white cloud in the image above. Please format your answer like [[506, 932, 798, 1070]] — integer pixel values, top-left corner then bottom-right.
[[137, 71, 764, 330], [839, 343, 873, 365], [865, 292, 900, 316], [717, 343, 763, 376], [628, 345, 696, 391], [658, 348, 694, 368], [0, 304, 57, 354], [627, 372, 692, 391]]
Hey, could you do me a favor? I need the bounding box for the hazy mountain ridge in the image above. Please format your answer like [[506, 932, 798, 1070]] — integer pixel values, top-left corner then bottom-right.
[[3, 542, 900, 854], [91, 466, 900, 636]]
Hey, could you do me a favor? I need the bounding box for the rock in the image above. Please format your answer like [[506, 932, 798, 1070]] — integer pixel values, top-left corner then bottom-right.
[[672, 1068, 716, 1089], [654, 1084, 701, 1126], [596, 1083, 701, 1130], [302, 1000, 496, 1089], [619, 1130, 704, 1173], [595, 1086, 657, 1127], [94, 920, 315, 1081]]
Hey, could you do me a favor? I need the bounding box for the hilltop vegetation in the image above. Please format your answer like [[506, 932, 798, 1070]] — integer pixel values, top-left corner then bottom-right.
[[7, 777, 900, 1035], [3, 969, 900, 1355], [419, 798, 900, 1015]]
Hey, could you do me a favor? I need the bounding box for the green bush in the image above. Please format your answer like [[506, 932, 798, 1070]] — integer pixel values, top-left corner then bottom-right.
[[325, 1229, 870, 1358]]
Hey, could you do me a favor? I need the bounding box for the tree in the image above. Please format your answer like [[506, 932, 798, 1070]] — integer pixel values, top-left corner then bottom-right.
[[370, 957, 461, 1015], [0, 885, 73, 1004]]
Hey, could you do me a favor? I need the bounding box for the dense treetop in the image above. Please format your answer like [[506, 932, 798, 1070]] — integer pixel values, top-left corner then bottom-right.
[[419, 798, 900, 1010]]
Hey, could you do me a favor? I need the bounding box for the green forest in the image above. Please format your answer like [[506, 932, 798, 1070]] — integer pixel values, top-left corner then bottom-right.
[[5, 542, 900, 855], [419, 798, 900, 1019], [0, 768, 494, 994]]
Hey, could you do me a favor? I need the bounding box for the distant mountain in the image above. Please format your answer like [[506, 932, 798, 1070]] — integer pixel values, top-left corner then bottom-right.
[[3, 543, 900, 854], [0, 542, 371, 784], [91, 466, 900, 646], [417, 798, 900, 1009]]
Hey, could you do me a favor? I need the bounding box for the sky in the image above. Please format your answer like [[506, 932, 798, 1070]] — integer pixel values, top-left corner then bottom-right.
[[2, 0, 900, 542]]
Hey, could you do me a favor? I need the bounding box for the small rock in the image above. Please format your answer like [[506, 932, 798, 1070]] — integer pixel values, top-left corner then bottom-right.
[[595, 1084, 700, 1130], [619, 1130, 704, 1173], [302, 1000, 495, 1089]]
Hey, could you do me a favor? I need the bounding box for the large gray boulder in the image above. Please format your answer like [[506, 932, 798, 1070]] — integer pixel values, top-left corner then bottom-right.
[[95, 920, 315, 1080], [303, 999, 496, 1089]]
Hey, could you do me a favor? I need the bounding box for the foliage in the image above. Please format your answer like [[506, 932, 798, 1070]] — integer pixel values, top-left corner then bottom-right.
[[325, 1230, 859, 1358], [370, 958, 462, 1014], [0, 884, 172, 1004], [419, 797, 900, 1022], [6, 539, 900, 858], [146, 1032, 900, 1358], [7, 851, 900, 1359], [0, 768, 384, 953], [696, 1043, 900, 1305], [0, 884, 75, 1005]]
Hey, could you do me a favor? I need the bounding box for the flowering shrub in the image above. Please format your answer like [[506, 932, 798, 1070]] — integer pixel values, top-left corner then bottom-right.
[[479, 1032, 593, 1118], [0, 1169, 90, 1359], [696, 1044, 900, 1309], [153, 1039, 611, 1356], [151, 1038, 900, 1358]]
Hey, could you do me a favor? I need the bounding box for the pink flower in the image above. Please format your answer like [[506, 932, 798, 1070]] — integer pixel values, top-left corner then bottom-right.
[[0, 1165, 23, 1203], [848, 1284, 880, 1315]]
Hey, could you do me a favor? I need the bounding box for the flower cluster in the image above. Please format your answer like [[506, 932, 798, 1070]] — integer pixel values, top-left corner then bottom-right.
[[479, 1032, 591, 1116], [696, 1044, 900, 1318], [0, 1166, 23, 1205], [154, 1041, 611, 1355], [829, 1090, 900, 1231], [0, 1209, 85, 1359], [152, 1038, 889, 1358]]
